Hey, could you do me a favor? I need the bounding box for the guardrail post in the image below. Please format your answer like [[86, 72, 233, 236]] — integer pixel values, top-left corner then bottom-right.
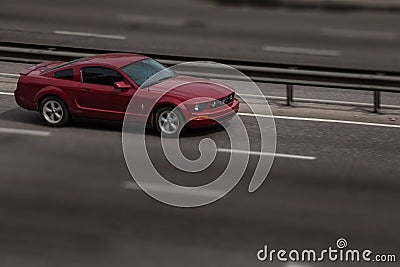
[[373, 91, 381, 113], [286, 84, 294, 106]]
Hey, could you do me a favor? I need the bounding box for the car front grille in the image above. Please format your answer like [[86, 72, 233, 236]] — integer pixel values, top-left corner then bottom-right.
[[210, 93, 235, 109]]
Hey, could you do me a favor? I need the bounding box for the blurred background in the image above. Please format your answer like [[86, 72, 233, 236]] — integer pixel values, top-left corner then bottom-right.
[[1, 0, 400, 70]]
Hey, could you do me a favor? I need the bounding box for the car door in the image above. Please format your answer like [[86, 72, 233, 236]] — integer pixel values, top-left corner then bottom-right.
[[76, 66, 134, 120]]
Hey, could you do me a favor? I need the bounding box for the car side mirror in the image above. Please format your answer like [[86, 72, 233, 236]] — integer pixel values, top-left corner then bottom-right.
[[114, 81, 131, 90]]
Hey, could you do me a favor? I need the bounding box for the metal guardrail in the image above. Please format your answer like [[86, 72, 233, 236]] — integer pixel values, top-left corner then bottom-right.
[[1, 41, 400, 113]]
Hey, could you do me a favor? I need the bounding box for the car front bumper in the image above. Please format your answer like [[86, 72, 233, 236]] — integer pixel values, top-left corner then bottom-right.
[[187, 98, 239, 128]]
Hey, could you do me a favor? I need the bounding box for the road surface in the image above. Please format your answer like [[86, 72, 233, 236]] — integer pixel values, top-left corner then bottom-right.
[[0, 61, 399, 266]]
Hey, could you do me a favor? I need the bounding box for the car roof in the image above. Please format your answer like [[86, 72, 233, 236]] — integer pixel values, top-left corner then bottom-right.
[[75, 53, 148, 68]]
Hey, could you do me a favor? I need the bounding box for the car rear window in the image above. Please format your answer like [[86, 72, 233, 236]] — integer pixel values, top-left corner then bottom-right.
[[44, 58, 84, 73], [54, 68, 74, 80], [81, 67, 124, 86]]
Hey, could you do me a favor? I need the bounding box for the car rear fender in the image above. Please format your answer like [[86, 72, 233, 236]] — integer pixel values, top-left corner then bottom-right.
[[34, 86, 73, 111]]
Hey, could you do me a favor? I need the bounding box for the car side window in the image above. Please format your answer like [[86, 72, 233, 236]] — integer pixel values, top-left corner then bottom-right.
[[54, 68, 74, 80], [81, 67, 124, 86]]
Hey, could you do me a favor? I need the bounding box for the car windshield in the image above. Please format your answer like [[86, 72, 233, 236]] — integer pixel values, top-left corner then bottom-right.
[[121, 58, 176, 88]]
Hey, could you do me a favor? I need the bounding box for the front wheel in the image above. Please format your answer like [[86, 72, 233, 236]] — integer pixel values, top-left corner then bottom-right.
[[154, 106, 185, 137], [39, 96, 70, 127]]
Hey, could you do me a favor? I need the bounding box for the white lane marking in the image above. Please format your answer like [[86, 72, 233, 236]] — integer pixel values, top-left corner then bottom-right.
[[262, 46, 341, 57], [321, 28, 398, 40], [0, 92, 14, 95], [53, 30, 126, 40], [118, 14, 186, 27], [0, 72, 399, 129], [0, 73, 19, 78], [122, 181, 225, 197], [0, 127, 50, 137], [2, 78, 400, 110], [238, 113, 400, 129], [217, 148, 316, 160], [238, 93, 400, 109], [0, 93, 399, 129]]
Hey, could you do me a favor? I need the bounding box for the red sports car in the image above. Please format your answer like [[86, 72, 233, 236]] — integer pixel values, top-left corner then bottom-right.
[[15, 53, 239, 136]]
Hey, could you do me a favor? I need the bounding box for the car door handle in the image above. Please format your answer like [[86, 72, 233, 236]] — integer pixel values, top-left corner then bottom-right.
[[83, 88, 92, 93]]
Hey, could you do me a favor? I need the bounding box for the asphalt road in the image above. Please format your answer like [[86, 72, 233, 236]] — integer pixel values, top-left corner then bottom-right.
[[1, 0, 400, 71], [0, 61, 399, 266]]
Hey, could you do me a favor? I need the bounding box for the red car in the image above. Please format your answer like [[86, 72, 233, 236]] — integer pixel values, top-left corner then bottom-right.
[[15, 53, 239, 136]]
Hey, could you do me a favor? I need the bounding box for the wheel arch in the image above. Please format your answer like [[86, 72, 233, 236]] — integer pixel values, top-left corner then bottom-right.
[[34, 86, 73, 111], [150, 102, 187, 128]]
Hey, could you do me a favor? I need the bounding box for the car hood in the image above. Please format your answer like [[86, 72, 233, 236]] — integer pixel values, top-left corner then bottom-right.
[[147, 75, 234, 99]]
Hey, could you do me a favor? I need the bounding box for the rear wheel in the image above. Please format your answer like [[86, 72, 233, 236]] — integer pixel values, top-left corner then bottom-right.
[[39, 96, 70, 127], [154, 106, 185, 137]]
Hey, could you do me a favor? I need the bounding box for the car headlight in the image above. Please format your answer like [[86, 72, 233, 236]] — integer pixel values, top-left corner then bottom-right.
[[193, 102, 208, 112]]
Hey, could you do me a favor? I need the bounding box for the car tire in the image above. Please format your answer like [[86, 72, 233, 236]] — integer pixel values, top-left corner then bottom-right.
[[154, 106, 185, 137], [39, 96, 70, 127]]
